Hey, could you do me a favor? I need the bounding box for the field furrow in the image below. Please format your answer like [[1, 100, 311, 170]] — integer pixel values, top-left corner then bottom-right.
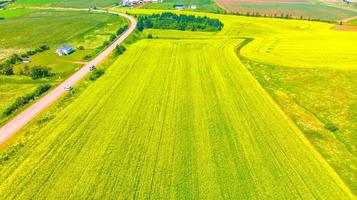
[[0, 38, 353, 199]]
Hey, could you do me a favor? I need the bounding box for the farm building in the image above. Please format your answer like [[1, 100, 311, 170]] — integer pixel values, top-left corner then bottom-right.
[[174, 4, 184, 10], [22, 57, 30, 63], [343, 0, 357, 3], [121, 0, 161, 6], [56, 45, 74, 56]]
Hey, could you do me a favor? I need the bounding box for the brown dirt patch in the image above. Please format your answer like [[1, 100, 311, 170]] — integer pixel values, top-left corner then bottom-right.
[[332, 25, 357, 31]]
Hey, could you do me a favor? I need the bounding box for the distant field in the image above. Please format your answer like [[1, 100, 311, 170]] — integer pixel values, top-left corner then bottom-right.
[[0, 9, 127, 124], [0, 9, 33, 18], [141, 0, 224, 13], [346, 19, 357, 25], [15, 0, 118, 8], [216, 0, 357, 20]]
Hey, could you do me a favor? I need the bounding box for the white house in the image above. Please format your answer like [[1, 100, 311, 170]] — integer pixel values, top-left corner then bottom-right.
[[122, 0, 161, 6], [56, 45, 74, 56]]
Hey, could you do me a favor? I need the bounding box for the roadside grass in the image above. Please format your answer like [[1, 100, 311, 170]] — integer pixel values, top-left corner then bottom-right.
[[0, 8, 33, 19], [0, 75, 56, 125], [0, 38, 353, 199], [14, 0, 118, 8]]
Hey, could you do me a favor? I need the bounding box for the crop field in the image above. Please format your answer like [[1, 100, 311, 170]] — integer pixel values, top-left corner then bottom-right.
[[0, 9, 127, 125], [0, 9, 124, 60], [141, 0, 224, 13], [0, 37, 353, 199], [14, 0, 118, 8], [0, 8, 357, 199], [215, 0, 357, 20]]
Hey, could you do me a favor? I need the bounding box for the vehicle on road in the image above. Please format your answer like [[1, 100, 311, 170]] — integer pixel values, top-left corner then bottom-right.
[[64, 83, 73, 91]]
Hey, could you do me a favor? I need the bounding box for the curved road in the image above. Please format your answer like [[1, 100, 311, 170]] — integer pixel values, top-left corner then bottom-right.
[[0, 10, 137, 143]]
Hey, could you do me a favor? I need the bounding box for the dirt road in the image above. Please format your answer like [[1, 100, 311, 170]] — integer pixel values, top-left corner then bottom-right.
[[0, 10, 137, 143]]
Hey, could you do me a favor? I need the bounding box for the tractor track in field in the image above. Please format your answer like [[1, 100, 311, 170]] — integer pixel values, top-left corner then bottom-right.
[[0, 8, 137, 144]]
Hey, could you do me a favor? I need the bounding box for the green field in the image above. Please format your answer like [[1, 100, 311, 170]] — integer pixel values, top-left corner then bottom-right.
[[14, 0, 118, 8], [0, 9, 33, 18], [0, 8, 356, 198], [0, 9, 127, 125], [141, 0, 224, 13]]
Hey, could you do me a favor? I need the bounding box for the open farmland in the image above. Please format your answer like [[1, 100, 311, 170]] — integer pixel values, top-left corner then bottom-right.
[[14, 0, 118, 8], [216, 0, 357, 20], [0, 7, 357, 199], [0, 38, 353, 199], [0, 9, 127, 125]]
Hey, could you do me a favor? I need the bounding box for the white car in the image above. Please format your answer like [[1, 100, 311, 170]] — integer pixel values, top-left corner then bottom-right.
[[89, 65, 95, 71], [64, 83, 73, 91]]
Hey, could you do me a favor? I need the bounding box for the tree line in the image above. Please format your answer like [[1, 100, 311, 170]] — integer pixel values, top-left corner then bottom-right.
[[136, 13, 224, 32]]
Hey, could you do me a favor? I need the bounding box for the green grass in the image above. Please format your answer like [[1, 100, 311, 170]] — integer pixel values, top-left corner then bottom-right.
[[15, 0, 118, 8], [0, 9, 33, 19], [0, 9, 125, 60], [141, 0, 224, 13], [0, 75, 55, 124]]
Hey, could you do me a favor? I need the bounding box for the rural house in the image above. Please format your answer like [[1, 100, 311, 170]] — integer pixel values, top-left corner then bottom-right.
[[121, 0, 162, 6], [56, 45, 74, 56]]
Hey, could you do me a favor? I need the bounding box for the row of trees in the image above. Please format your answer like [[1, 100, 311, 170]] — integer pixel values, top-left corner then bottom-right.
[[18, 65, 53, 80], [3, 84, 51, 117], [137, 13, 224, 32]]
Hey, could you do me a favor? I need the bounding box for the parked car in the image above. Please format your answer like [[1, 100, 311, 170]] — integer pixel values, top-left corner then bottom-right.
[[64, 83, 73, 91]]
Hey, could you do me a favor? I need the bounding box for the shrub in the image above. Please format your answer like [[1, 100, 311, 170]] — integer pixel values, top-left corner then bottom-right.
[[148, 33, 153, 39], [89, 69, 104, 81], [325, 123, 339, 132], [117, 25, 128, 35], [115, 45, 126, 56], [0, 63, 14, 75], [78, 46, 85, 50], [29, 66, 52, 80]]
